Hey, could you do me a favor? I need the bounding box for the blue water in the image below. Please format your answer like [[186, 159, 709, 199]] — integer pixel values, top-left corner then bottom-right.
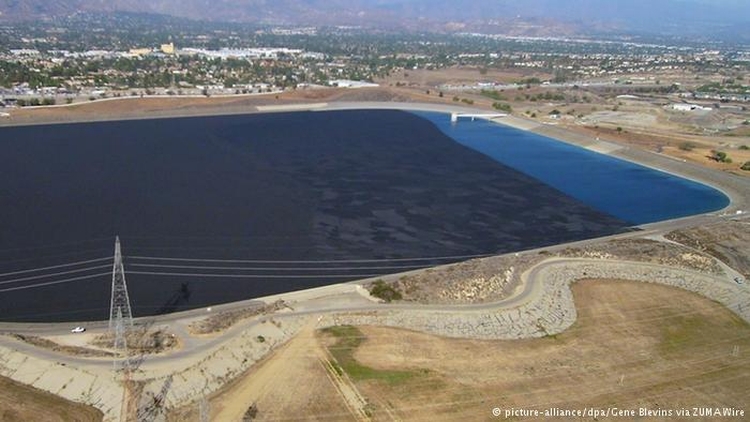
[[414, 112, 730, 225]]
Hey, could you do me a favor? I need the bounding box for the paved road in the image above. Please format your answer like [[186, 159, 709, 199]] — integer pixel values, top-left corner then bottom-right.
[[1, 241, 745, 372]]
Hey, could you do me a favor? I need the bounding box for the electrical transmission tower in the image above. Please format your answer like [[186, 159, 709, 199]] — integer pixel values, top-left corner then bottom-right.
[[199, 395, 210, 422], [110, 236, 133, 330], [109, 236, 133, 374], [110, 236, 135, 422]]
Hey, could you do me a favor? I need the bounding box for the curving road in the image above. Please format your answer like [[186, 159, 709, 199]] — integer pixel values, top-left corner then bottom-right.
[[1, 249, 746, 371]]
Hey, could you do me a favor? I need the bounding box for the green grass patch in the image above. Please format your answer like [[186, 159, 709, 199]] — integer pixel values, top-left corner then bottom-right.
[[322, 326, 423, 385], [659, 313, 746, 355], [480, 89, 507, 101]]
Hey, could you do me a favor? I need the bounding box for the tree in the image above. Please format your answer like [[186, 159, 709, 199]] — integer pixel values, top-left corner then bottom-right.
[[741, 162, 750, 171], [493, 102, 512, 113], [711, 150, 731, 163], [369, 280, 402, 302]]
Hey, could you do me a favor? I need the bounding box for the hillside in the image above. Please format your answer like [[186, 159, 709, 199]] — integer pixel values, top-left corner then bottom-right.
[[1, 0, 749, 39]]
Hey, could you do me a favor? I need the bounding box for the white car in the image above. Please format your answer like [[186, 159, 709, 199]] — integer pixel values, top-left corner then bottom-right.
[[71, 326, 86, 333]]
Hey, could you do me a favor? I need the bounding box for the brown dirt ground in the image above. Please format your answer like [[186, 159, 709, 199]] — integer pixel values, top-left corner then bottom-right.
[[575, 125, 750, 174], [188, 300, 289, 335], [370, 237, 724, 308], [0, 376, 103, 422], [6, 334, 113, 358], [0, 87, 413, 126], [666, 220, 750, 278], [558, 238, 723, 275], [348, 280, 750, 421], [175, 280, 750, 421], [378, 67, 544, 87], [168, 319, 353, 422]]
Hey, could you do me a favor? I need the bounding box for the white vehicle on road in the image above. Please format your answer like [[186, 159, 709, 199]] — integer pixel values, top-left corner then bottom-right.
[[71, 326, 86, 333]]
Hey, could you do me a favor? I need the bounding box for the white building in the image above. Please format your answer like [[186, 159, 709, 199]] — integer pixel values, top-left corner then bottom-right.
[[672, 103, 711, 112], [328, 79, 379, 88]]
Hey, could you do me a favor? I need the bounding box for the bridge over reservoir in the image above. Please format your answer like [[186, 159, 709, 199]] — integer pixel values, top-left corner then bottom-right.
[[451, 112, 507, 123]]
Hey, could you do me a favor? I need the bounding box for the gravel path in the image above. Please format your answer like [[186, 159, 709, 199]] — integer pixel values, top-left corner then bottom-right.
[[322, 258, 750, 340]]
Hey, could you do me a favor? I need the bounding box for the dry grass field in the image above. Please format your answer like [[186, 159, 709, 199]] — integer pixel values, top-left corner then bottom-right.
[[170, 279, 750, 421], [347, 281, 750, 421], [0, 376, 103, 422], [169, 320, 353, 422]]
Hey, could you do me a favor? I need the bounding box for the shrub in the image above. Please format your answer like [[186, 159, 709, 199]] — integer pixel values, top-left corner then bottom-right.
[[679, 141, 696, 151], [492, 102, 512, 113], [369, 280, 402, 302], [711, 150, 732, 163], [741, 161, 750, 171], [481, 90, 506, 101]]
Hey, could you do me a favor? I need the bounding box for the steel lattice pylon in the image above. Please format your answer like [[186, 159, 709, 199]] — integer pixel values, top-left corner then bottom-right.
[[113, 307, 131, 372], [199, 395, 210, 422], [109, 236, 133, 330]]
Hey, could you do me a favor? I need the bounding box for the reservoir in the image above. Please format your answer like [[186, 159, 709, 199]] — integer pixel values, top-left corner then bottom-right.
[[0, 109, 729, 321], [417, 111, 730, 224]]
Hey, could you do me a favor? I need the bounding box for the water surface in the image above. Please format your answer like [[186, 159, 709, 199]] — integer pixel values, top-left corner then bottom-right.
[[0, 109, 722, 322], [414, 111, 729, 224]]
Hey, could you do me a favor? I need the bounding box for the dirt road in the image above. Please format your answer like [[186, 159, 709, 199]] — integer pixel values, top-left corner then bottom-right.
[[204, 318, 355, 422]]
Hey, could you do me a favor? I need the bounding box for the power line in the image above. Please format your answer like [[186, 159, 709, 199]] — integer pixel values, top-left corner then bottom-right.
[[0, 264, 112, 286], [127, 271, 386, 279], [0, 256, 113, 277], [0, 249, 115, 267], [127, 253, 490, 264], [128, 262, 430, 271], [0, 237, 114, 253], [0, 272, 110, 293]]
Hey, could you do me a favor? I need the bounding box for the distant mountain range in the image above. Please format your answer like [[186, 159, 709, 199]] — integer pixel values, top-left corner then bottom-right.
[[1, 0, 749, 39]]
